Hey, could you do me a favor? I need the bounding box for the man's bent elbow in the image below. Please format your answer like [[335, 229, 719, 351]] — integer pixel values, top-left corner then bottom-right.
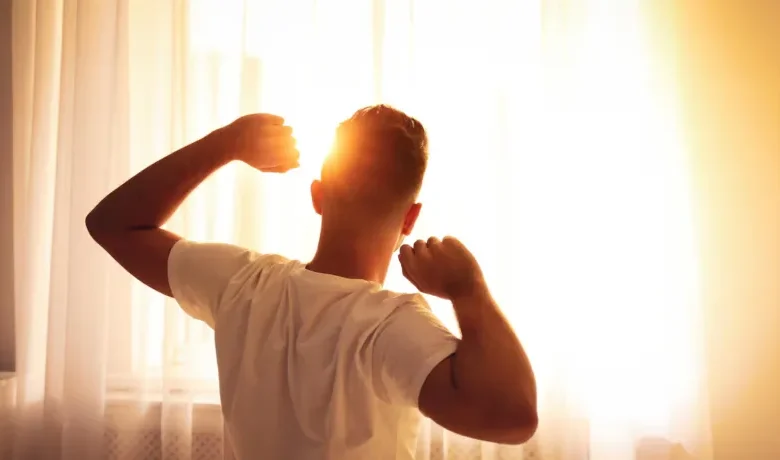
[[426, 393, 538, 445], [85, 210, 119, 245], [501, 408, 538, 445], [488, 404, 538, 445], [85, 210, 112, 241], [85, 211, 101, 239]]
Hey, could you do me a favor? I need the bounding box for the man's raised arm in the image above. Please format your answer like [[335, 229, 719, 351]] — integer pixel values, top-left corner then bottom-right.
[[399, 237, 538, 445], [86, 114, 298, 297]]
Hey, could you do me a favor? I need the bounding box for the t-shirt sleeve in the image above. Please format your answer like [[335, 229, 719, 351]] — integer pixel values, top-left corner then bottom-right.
[[167, 239, 266, 327], [372, 296, 459, 407]]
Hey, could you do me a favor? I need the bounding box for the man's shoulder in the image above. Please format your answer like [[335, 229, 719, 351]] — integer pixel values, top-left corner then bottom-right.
[[360, 290, 435, 322], [191, 245, 298, 285], [367, 288, 428, 307], [245, 253, 305, 283], [254, 252, 295, 268], [172, 240, 294, 266]]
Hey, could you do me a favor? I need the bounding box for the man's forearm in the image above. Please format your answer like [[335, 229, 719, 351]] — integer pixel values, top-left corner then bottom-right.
[[86, 129, 233, 232], [451, 289, 537, 418]]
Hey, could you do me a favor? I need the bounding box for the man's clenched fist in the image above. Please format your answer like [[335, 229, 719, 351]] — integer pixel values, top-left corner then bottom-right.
[[399, 236, 487, 301], [220, 113, 299, 173]]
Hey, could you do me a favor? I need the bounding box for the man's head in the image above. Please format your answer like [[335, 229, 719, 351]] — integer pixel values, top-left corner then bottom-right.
[[311, 105, 428, 245]]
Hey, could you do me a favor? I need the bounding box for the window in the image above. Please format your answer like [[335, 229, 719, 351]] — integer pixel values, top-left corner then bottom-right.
[[110, 3, 706, 451]]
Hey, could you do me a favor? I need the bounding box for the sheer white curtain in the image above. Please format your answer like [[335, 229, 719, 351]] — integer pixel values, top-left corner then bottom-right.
[[10, 0, 712, 459]]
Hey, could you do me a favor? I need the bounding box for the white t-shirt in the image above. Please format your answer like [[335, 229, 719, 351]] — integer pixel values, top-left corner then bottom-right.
[[167, 240, 458, 460]]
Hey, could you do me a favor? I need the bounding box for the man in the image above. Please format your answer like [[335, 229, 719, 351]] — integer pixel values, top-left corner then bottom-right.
[[87, 105, 537, 459]]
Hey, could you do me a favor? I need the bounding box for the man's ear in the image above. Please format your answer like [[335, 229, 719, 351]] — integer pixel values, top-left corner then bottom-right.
[[401, 202, 422, 236], [311, 180, 323, 216]]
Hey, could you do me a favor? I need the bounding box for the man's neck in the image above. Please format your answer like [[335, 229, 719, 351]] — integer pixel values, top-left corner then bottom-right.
[[306, 232, 395, 285]]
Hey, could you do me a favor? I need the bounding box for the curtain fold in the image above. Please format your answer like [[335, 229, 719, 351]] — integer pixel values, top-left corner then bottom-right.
[[9, 0, 712, 459], [12, 0, 131, 458]]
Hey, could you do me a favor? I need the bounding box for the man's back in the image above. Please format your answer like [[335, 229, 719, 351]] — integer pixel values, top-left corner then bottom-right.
[[167, 240, 458, 459]]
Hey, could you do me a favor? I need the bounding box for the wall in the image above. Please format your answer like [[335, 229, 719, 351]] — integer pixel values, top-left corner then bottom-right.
[[671, 1, 780, 459], [0, 0, 15, 372]]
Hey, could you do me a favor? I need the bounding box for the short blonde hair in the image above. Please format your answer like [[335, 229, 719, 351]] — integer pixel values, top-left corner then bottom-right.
[[321, 105, 428, 213]]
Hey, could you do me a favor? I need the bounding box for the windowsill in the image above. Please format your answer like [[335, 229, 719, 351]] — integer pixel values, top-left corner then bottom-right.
[[104, 386, 224, 434], [106, 376, 220, 403], [106, 390, 221, 407], [105, 376, 223, 432]]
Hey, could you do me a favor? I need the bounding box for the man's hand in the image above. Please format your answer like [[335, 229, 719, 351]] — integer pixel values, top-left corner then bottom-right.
[[220, 114, 300, 173], [399, 236, 487, 301]]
